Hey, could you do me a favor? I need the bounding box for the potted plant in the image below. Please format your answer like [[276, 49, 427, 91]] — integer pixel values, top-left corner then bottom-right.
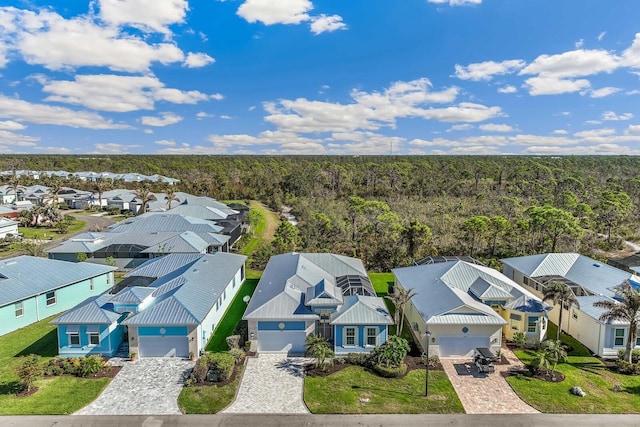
[[129, 352, 137, 362]]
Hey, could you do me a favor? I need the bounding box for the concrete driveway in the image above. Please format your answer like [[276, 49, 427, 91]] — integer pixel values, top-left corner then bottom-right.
[[74, 358, 194, 415], [440, 347, 538, 414], [221, 354, 311, 414]]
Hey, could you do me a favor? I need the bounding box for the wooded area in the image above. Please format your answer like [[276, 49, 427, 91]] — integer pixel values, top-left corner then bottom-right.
[[3, 155, 639, 271]]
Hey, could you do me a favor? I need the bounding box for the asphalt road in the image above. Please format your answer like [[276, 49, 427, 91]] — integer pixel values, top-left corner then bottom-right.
[[1, 414, 639, 427]]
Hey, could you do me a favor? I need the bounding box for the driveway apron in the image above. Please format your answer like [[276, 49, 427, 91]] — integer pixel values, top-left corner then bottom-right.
[[74, 358, 194, 415], [440, 347, 539, 414], [222, 354, 310, 414]]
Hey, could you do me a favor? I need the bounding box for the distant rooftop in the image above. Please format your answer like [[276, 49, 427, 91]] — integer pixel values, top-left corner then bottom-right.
[[0, 170, 179, 184], [415, 255, 486, 266]]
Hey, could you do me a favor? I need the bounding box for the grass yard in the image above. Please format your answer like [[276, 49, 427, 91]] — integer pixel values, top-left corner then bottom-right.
[[507, 322, 640, 413], [178, 365, 244, 414], [304, 366, 463, 414], [205, 279, 259, 352], [19, 218, 86, 240], [0, 316, 110, 415], [240, 201, 279, 258]]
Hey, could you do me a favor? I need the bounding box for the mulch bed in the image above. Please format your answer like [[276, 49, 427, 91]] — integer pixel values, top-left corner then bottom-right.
[[16, 387, 38, 397], [502, 368, 565, 383], [43, 365, 122, 380], [305, 355, 442, 378], [188, 358, 245, 388]]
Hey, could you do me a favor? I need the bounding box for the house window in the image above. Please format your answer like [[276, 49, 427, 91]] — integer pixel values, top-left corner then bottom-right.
[[344, 327, 357, 346], [88, 332, 100, 346], [572, 310, 578, 320], [46, 291, 56, 306], [510, 313, 522, 331], [615, 328, 625, 346], [69, 333, 80, 346], [527, 316, 538, 333], [90, 279, 94, 291], [366, 327, 378, 347], [636, 336, 640, 347], [107, 275, 111, 285], [15, 301, 24, 318]]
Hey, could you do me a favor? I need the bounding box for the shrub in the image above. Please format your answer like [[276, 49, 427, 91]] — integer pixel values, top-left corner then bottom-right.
[[60, 358, 73, 375], [192, 358, 210, 383], [228, 348, 245, 364], [372, 363, 407, 378], [616, 360, 640, 375], [204, 352, 235, 381], [226, 335, 241, 350], [368, 335, 410, 368], [617, 349, 640, 363], [513, 332, 527, 347], [347, 352, 371, 366], [305, 335, 334, 371], [78, 355, 105, 377], [14, 354, 43, 393]]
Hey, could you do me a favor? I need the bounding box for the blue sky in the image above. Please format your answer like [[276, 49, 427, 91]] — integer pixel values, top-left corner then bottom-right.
[[0, 0, 640, 155]]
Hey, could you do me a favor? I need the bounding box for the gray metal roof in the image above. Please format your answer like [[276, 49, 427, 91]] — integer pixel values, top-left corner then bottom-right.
[[178, 196, 238, 216], [330, 295, 393, 325], [305, 279, 343, 306], [109, 286, 155, 303], [469, 277, 514, 300], [244, 253, 368, 321], [109, 214, 224, 234], [502, 253, 640, 299], [157, 204, 235, 221], [50, 295, 121, 324], [124, 254, 202, 279], [576, 295, 626, 324], [427, 313, 507, 325], [0, 256, 114, 307], [123, 296, 200, 325], [140, 231, 208, 254], [504, 295, 552, 313]]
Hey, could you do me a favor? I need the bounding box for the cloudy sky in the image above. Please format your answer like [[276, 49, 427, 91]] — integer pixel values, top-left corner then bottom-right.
[[0, 0, 639, 155]]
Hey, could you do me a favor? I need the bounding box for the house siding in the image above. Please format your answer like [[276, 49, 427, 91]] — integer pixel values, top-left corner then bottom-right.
[[138, 326, 188, 336], [334, 325, 388, 355], [0, 272, 113, 336], [56, 323, 121, 357]]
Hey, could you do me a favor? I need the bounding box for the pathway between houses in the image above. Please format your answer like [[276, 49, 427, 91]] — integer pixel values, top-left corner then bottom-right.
[[74, 358, 194, 416], [221, 354, 311, 414], [440, 347, 539, 414]]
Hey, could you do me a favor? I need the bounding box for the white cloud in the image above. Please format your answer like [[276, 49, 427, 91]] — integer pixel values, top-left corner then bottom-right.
[[454, 59, 525, 81], [498, 85, 517, 94], [143, 129, 153, 134], [598, 31, 606, 42], [553, 129, 568, 135], [627, 90, 640, 95], [520, 49, 620, 78], [98, 0, 188, 34], [248, 105, 256, 111], [622, 33, 640, 68], [196, 112, 214, 119], [525, 143, 640, 156], [140, 112, 183, 127], [0, 120, 26, 130], [588, 86, 620, 98], [155, 139, 177, 146], [237, 0, 313, 25], [0, 94, 130, 129], [41, 74, 212, 112], [575, 39, 584, 49], [0, 130, 39, 146], [627, 125, 640, 134], [93, 143, 142, 154], [211, 93, 224, 101], [602, 111, 633, 121], [585, 120, 602, 125], [479, 123, 514, 132], [446, 124, 474, 132], [574, 128, 616, 138], [523, 76, 591, 95], [220, 115, 232, 120], [427, 0, 482, 6], [310, 15, 347, 35], [1, 7, 184, 72], [183, 52, 215, 68]]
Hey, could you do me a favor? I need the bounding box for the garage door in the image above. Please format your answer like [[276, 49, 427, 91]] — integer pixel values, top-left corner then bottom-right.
[[138, 336, 189, 358], [258, 331, 307, 354], [438, 335, 490, 358]]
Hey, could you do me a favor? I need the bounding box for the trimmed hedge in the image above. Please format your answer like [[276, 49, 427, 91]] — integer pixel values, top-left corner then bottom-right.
[[372, 363, 408, 378]]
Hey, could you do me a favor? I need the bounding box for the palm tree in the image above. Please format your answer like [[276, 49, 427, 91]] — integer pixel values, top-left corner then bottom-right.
[[164, 188, 180, 210], [543, 281, 579, 341], [394, 286, 418, 336], [93, 179, 110, 209], [593, 280, 640, 363], [46, 182, 63, 207], [134, 187, 156, 215], [305, 335, 334, 371], [540, 339, 567, 373], [7, 175, 26, 203]]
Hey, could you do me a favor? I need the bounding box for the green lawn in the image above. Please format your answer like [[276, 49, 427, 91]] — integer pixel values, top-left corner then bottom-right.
[[506, 322, 640, 413], [206, 279, 259, 352], [0, 316, 110, 415], [19, 218, 86, 240], [178, 365, 244, 414], [304, 366, 463, 414]]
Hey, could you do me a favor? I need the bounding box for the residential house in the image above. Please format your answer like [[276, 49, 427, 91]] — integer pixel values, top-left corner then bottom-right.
[[51, 252, 246, 358], [0, 256, 114, 336], [502, 252, 640, 358], [243, 253, 393, 356], [393, 259, 550, 358], [0, 217, 18, 239]]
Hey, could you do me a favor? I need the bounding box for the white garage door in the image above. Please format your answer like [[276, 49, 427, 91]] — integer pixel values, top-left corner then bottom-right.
[[438, 335, 490, 358], [258, 331, 307, 354], [139, 336, 189, 358]]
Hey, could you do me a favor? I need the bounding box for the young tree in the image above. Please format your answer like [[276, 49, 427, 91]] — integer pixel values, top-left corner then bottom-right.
[[593, 281, 640, 363], [393, 287, 418, 336], [164, 188, 180, 210], [93, 179, 110, 209], [134, 187, 156, 215], [460, 215, 490, 257], [540, 339, 567, 373], [305, 335, 334, 371], [400, 220, 432, 260], [543, 281, 580, 341], [14, 354, 43, 393]]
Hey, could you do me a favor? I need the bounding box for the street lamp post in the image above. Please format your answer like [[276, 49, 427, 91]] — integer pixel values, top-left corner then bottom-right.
[[424, 330, 431, 397]]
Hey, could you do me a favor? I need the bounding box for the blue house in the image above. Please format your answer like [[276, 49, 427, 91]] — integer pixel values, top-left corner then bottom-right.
[[243, 253, 393, 356], [0, 256, 114, 336], [51, 252, 247, 358]]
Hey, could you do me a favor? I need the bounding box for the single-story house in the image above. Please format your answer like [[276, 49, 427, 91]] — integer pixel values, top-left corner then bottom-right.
[[0, 256, 114, 336], [0, 217, 18, 239], [51, 252, 246, 358], [243, 253, 393, 356], [502, 252, 640, 358], [393, 259, 550, 358]]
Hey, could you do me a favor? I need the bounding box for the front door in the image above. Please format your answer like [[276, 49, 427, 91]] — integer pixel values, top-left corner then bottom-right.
[[317, 319, 333, 341]]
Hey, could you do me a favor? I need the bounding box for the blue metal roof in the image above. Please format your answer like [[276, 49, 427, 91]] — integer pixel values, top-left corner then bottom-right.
[[50, 294, 121, 324], [0, 256, 114, 307]]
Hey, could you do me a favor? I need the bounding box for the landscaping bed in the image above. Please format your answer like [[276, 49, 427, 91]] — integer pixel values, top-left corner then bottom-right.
[[305, 355, 442, 378]]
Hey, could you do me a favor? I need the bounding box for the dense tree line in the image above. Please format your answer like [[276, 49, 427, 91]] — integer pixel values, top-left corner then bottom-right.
[[2, 155, 640, 271]]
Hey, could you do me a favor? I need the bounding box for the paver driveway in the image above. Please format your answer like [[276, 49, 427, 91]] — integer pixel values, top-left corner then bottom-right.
[[74, 358, 194, 415], [222, 354, 311, 414], [440, 347, 538, 414]]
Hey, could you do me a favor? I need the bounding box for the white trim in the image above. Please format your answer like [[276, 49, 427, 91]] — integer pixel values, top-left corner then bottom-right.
[[14, 301, 23, 318], [68, 332, 80, 347], [343, 326, 357, 347], [614, 328, 625, 347], [45, 290, 57, 306], [365, 326, 378, 347]]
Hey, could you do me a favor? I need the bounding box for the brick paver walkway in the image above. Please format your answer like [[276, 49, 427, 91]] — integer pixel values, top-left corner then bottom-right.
[[441, 347, 539, 414], [221, 354, 311, 414]]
